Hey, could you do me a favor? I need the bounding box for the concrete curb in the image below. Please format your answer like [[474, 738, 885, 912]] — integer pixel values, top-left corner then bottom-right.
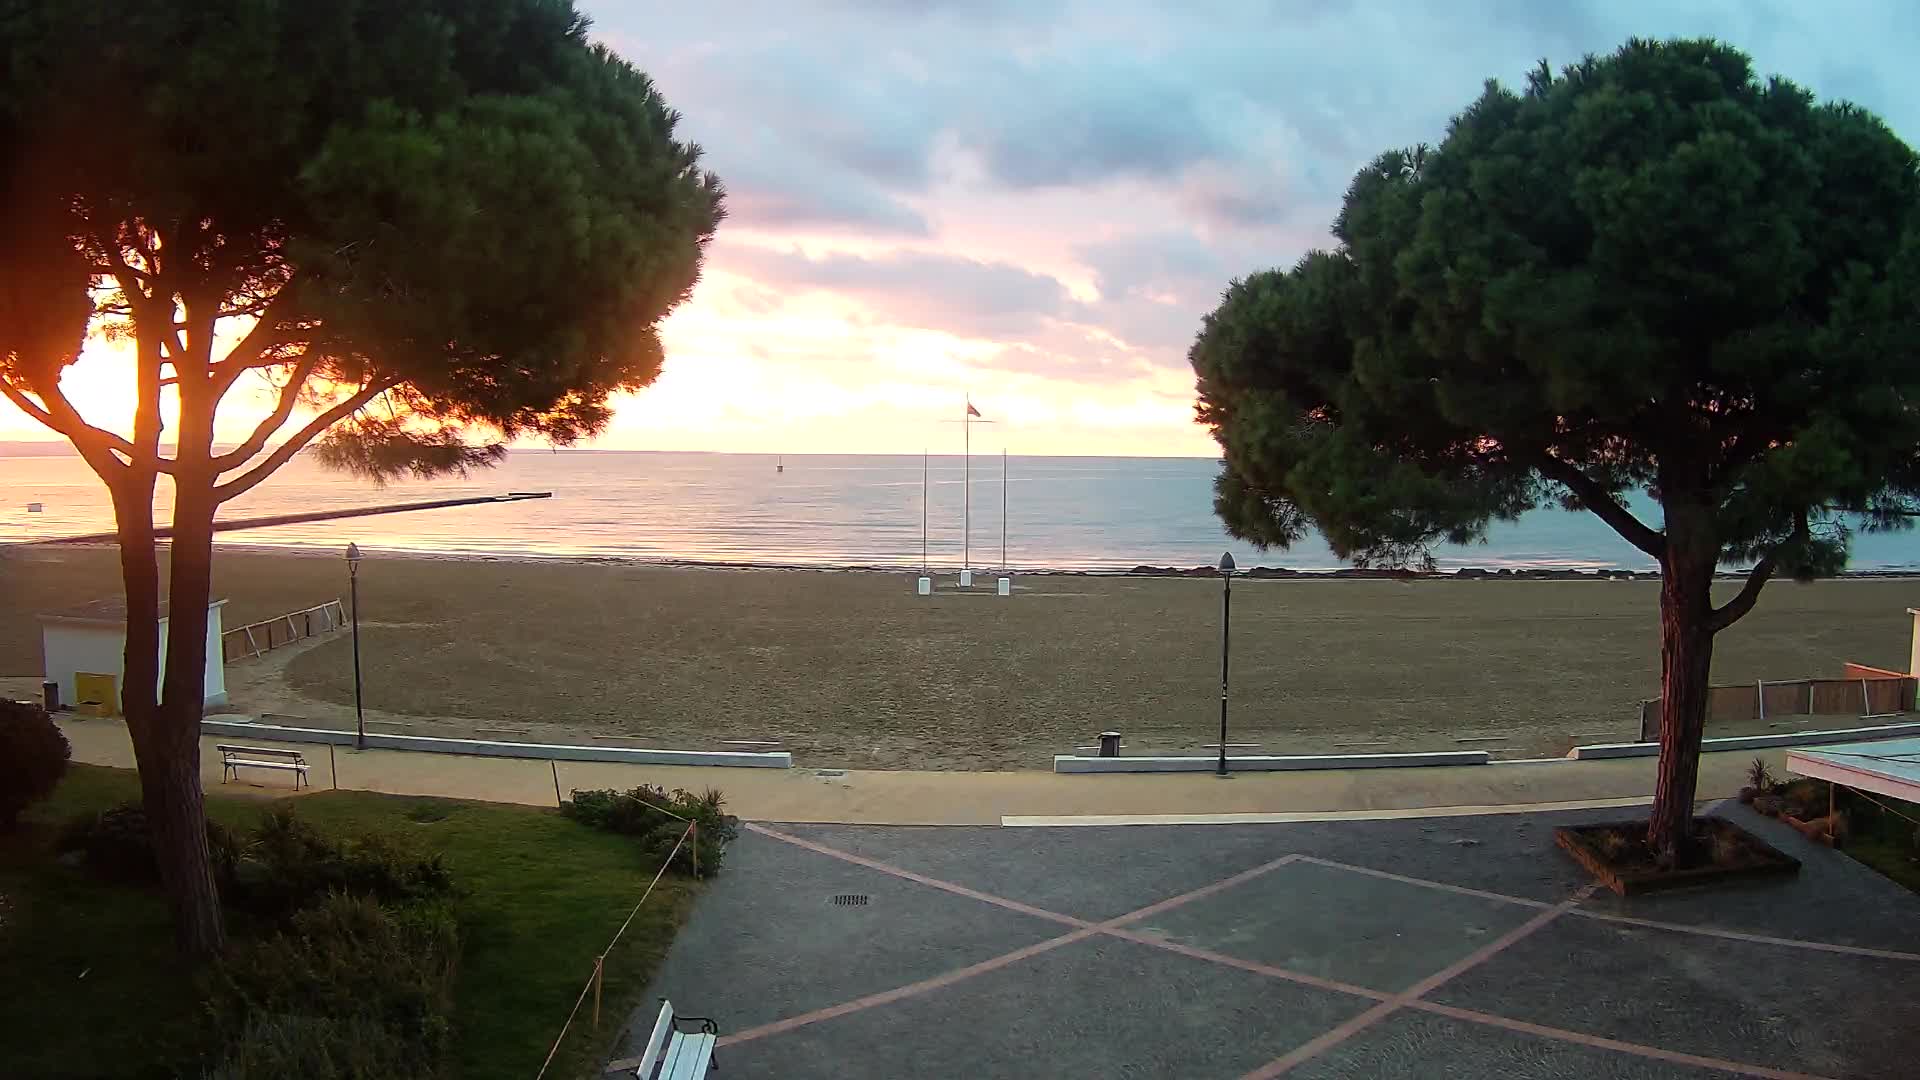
[[200, 719, 793, 768], [1052, 750, 1490, 774], [1002, 795, 1656, 826], [1569, 720, 1920, 760]]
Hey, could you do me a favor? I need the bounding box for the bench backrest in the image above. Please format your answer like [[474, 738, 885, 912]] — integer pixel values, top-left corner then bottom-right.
[[215, 744, 306, 760], [634, 1001, 676, 1078]]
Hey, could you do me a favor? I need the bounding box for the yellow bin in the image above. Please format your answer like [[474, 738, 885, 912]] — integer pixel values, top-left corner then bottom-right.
[[74, 672, 118, 717]]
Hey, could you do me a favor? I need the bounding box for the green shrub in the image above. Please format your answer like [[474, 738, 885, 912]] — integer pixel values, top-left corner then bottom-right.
[[0, 699, 70, 830], [206, 893, 459, 1079], [56, 804, 450, 920], [57, 802, 242, 885], [561, 785, 737, 874], [1776, 778, 1828, 820], [202, 1014, 422, 1080], [228, 807, 452, 919]]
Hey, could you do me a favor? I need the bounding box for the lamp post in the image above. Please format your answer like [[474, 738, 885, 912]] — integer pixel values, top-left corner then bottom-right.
[[1217, 551, 1235, 778], [346, 542, 365, 750]]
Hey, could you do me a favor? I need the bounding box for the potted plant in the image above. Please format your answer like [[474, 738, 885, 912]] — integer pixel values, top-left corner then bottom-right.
[[1739, 757, 1774, 804]]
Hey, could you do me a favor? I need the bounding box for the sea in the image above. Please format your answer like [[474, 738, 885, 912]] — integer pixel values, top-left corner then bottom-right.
[[3, 448, 1917, 572]]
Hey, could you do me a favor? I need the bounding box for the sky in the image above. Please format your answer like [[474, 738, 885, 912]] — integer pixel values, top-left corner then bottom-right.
[[7, 0, 1920, 457]]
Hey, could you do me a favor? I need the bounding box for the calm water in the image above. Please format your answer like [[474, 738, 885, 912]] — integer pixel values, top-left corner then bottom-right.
[[2, 449, 1916, 571]]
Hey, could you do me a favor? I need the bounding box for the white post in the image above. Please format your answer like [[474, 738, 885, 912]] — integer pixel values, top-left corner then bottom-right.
[[918, 448, 932, 596], [963, 396, 971, 578], [1908, 608, 1920, 675]]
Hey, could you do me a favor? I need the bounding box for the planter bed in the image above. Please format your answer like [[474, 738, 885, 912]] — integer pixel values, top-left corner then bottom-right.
[[1554, 817, 1800, 896]]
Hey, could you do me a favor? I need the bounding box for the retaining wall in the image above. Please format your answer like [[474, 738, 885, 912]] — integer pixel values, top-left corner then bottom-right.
[[201, 718, 792, 768]]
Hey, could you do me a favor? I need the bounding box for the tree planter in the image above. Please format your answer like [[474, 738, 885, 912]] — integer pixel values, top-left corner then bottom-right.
[[1554, 818, 1800, 896]]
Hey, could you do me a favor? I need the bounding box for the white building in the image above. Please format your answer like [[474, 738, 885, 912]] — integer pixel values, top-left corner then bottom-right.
[[39, 597, 229, 712]]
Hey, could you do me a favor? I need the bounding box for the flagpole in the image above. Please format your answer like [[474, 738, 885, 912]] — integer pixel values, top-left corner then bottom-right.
[[1002, 447, 1008, 572], [963, 395, 971, 575], [922, 448, 929, 574]]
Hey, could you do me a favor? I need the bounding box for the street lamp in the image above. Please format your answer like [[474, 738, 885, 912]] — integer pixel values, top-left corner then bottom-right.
[[346, 542, 365, 750], [1217, 551, 1235, 778]]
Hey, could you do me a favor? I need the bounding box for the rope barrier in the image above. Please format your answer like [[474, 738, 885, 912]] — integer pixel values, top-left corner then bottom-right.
[[1845, 786, 1920, 830], [533, 819, 697, 1080]]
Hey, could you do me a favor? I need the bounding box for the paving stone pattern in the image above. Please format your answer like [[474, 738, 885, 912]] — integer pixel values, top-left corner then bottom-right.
[[628, 803, 1920, 1079]]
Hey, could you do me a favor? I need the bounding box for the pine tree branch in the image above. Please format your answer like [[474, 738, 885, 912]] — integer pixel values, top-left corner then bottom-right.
[[207, 278, 302, 395], [0, 374, 137, 478], [1709, 511, 1807, 632], [1709, 552, 1776, 633], [212, 376, 400, 502], [95, 236, 192, 365], [211, 356, 319, 472], [1535, 453, 1667, 558]]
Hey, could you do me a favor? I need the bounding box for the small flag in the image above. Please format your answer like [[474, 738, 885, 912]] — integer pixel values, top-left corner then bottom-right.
[[966, 402, 981, 418]]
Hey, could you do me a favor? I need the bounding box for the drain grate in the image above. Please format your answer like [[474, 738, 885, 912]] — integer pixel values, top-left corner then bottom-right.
[[830, 894, 870, 907]]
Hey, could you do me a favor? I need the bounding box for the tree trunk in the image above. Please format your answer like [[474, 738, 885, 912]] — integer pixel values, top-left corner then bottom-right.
[[1647, 511, 1718, 867], [156, 348, 228, 955], [113, 482, 227, 957], [132, 703, 224, 956]]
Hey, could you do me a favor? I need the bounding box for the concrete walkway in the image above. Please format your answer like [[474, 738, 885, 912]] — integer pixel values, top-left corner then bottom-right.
[[61, 717, 1791, 824]]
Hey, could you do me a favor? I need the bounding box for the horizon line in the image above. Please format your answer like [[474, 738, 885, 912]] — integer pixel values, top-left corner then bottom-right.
[[0, 439, 1225, 463]]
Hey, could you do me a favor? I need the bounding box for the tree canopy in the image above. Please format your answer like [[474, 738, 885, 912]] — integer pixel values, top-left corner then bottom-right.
[[1196, 38, 1920, 579], [1191, 38, 1920, 861], [0, 0, 724, 953], [2, 0, 724, 485]]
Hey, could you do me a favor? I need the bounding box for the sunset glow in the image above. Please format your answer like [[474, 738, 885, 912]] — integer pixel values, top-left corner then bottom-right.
[[8, 2, 1915, 459]]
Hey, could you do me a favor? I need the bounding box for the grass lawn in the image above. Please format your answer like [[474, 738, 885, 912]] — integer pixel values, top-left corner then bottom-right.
[[1847, 832, 1920, 893], [1835, 788, 1920, 895], [0, 765, 699, 1079]]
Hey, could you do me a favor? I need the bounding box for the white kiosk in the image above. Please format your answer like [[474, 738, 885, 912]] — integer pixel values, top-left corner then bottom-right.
[[39, 597, 229, 712]]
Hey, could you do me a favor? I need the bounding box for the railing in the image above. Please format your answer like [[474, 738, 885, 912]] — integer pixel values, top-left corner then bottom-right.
[[222, 599, 346, 661]]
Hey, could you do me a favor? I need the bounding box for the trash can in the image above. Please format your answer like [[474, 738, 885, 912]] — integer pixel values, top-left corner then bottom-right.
[[1098, 731, 1122, 757], [42, 681, 60, 711]]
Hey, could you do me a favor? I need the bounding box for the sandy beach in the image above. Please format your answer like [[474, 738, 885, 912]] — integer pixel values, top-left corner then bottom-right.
[[3, 544, 1914, 769]]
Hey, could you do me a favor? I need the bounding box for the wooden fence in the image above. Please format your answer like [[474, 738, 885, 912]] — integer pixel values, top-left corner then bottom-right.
[[222, 599, 347, 662], [1637, 662, 1916, 741]]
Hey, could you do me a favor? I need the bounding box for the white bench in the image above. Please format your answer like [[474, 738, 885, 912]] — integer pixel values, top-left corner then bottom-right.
[[216, 744, 311, 789], [633, 999, 717, 1079]]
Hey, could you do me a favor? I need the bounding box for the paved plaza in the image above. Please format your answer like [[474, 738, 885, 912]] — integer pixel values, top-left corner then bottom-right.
[[626, 802, 1920, 1079]]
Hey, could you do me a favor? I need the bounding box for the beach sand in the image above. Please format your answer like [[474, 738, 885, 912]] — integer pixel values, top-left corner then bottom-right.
[[2, 545, 1913, 769]]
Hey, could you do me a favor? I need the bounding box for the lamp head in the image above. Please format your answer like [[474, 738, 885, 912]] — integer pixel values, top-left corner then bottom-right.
[[346, 542, 362, 567], [1218, 551, 1236, 575]]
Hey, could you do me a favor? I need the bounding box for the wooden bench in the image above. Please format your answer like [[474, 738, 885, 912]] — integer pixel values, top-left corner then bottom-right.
[[632, 999, 717, 1079], [216, 744, 310, 789]]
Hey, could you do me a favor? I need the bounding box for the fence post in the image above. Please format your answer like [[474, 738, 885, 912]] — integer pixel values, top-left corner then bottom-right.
[[691, 822, 700, 880], [329, 743, 338, 790], [551, 760, 563, 808]]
